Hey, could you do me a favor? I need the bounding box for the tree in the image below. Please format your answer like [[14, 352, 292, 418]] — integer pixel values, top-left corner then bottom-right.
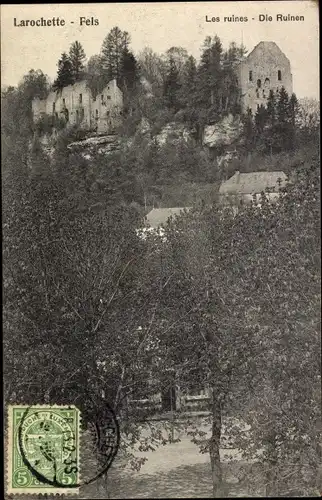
[[53, 52, 74, 90], [178, 55, 197, 109], [69, 40, 86, 81], [296, 97, 320, 147], [254, 104, 268, 134], [137, 47, 167, 97], [266, 89, 277, 127], [223, 41, 247, 65], [119, 48, 140, 117], [119, 48, 139, 91], [242, 107, 255, 150], [165, 46, 189, 82], [147, 205, 258, 497], [221, 42, 247, 115], [101, 26, 130, 82], [197, 35, 223, 111], [272, 87, 296, 152], [289, 93, 299, 127], [147, 151, 320, 497], [287, 92, 299, 149], [1, 69, 50, 139], [3, 132, 175, 480], [85, 55, 106, 98], [163, 55, 181, 111], [276, 86, 290, 123], [20, 69, 50, 100], [229, 160, 321, 497], [252, 88, 300, 155], [297, 97, 320, 131]]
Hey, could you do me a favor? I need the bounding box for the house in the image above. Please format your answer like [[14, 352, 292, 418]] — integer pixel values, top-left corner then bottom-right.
[[236, 41, 293, 115], [219, 170, 288, 205], [137, 207, 192, 240], [32, 79, 123, 134], [145, 207, 192, 230]]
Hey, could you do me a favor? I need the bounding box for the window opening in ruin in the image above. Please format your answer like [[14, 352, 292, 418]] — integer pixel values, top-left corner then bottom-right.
[[106, 95, 111, 100], [257, 79, 261, 88], [63, 98, 66, 106], [79, 94, 82, 104], [256, 89, 259, 98], [76, 109, 79, 122], [278, 70, 282, 81], [52, 102, 55, 113], [95, 109, 99, 119], [249, 70, 253, 81], [265, 78, 270, 86], [80, 108, 84, 121]]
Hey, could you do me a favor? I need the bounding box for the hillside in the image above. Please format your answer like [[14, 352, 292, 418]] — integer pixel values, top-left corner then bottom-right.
[[2, 28, 320, 213]]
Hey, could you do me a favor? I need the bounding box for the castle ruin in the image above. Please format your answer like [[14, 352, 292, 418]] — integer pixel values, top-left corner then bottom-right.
[[236, 41, 293, 114], [31, 42, 292, 137], [32, 78, 123, 135]]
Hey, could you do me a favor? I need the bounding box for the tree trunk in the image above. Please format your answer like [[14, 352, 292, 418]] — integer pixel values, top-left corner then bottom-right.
[[209, 389, 223, 498], [104, 472, 111, 498], [210, 89, 214, 106], [265, 431, 279, 497]]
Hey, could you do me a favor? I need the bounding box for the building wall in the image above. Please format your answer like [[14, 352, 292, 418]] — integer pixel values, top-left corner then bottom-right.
[[90, 80, 123, 134], [129, 385, 211, 413], [220, 192, 281, 210], [236, 42, 293, 115], [32, 79, 123, 134]]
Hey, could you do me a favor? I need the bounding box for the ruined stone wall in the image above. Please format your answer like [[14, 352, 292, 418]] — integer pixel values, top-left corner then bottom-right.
[[51, 81, 91, 127], [237, 41, 293, 115], [32, 79, 123, 134], [90, 80, 123, 134]]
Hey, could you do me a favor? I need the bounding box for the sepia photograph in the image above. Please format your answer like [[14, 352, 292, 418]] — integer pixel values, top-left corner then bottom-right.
[[1, 1, 320, 498]]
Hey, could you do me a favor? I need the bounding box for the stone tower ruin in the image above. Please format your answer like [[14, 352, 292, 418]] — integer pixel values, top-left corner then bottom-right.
[[236, 41, 293, 115]]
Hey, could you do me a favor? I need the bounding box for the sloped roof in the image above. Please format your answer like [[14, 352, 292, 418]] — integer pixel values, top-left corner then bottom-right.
[[219, 171, 287, 195], [145, 207, 191, 229], [247, 41, 280, 56], [236, 41, 290, 67]]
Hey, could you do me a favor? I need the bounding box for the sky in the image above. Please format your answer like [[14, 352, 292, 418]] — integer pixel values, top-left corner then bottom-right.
[[1, 1, 319, 99]]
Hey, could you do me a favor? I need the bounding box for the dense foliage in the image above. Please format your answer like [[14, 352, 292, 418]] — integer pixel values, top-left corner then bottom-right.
[[151, 156, 320, 496]]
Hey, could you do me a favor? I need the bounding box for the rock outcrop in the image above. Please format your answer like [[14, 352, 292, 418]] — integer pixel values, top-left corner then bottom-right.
[[155, 122, 193, 146], [67, 134, 121, 157], [203, 114, 243, 148]]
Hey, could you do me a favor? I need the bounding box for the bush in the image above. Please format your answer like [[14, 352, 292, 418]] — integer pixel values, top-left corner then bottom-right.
[[228, 140, 319, 177], [34, 113, 66, 136]]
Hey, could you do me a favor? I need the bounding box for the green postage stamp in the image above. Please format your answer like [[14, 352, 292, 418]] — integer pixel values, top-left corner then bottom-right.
[[7, 405, 81, 495]]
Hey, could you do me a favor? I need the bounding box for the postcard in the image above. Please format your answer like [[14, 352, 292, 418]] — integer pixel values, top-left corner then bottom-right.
[[2, 2, 320, 498]]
